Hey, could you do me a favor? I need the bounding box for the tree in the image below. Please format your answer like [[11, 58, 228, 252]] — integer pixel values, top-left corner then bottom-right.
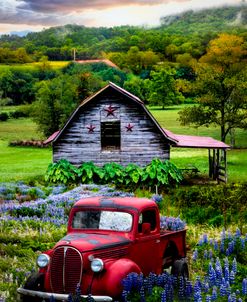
[[31, 74, 79, 137], [178, 34, 247, 143], [147, 65, 184, 108]]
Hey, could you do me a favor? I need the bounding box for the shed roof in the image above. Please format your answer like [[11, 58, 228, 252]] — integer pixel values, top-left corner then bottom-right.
[[163, 128, 230, 149]]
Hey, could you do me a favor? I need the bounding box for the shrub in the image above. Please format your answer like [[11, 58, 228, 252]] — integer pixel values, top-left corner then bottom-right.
[[45, 159, 79, 184], [45, 159, 183, 189], [9, 109, 28, 119], [0, 112, 9, 121]]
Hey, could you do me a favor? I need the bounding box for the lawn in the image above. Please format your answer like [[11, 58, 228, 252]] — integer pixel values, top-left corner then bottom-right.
[[151, 105, 247, 182], [0, 118, 51, 182], [0, 105, 246, 182], [0, 61, 70, 72]]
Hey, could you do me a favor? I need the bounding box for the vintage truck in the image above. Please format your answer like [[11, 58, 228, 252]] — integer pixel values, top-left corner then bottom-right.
[[18, 196, 188, 301]]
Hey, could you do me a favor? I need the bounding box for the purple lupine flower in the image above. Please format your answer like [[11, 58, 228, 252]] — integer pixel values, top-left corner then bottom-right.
[[232, 258, 237, 274], [137, 273, 144, 292], [208, 263, 216, 287], [68, 294, 73, 302], [121, 290, 129, 302], [140, 286, 146, 302], [151, 194, 163, 203], [165, 277, 174, 301], [204, 249, 208, 259], [192, 249, 198, 262], [230, 271, 235, 285], [221, 228, 226, 241], [224, 258, 230, 273], [231, 293, 237, 302], [161, 289, 167, 302], [240, 238, 245, 249], [194, 288, 202, 302], [220, 241, 225, 253], [214, 240, 218, 251], [235, 228, 241, 238], [226, 281, 231, 297], [122, 275, 132, 292], [75, 283, 81, 302], [220, 283, 227, 297], [202, 282, 209, 293], [228, 230, 232, 240], [242, 278, 247, 295], [206, 294, 211, 302], [185, 279, 193, 298], [178, 276, 185, 299], [203, 233, 208, 244], [211, 287, 217, 301], [225, 267, 230, 283], [147, 277, 153, 295]]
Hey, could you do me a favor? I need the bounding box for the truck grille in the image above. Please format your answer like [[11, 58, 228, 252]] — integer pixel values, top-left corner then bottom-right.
[[50, 246, 83, 294]]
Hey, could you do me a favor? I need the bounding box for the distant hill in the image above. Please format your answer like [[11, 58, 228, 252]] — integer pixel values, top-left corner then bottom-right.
[[0, 5, 246, 61], [160, 5, 247, 34]]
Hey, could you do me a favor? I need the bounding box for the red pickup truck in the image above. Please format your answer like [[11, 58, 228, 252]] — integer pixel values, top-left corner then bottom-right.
[[18, 196, 188, 301]]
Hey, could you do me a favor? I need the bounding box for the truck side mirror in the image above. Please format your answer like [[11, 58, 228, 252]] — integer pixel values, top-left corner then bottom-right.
[[142, 223, 151, 235]]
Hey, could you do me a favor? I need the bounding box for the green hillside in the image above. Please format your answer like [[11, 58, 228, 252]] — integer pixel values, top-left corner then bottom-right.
[[160, 5, 247, 34]]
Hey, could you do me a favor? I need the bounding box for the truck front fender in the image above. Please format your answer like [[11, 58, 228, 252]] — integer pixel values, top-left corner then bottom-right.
[[92, 258, 141, 299]]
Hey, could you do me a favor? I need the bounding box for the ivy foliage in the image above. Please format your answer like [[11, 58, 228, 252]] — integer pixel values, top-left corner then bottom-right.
[[45, 158, 183, 188]]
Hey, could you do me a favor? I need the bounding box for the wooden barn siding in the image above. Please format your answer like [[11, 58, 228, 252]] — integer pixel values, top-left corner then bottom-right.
[[53, 95, 170, 166]]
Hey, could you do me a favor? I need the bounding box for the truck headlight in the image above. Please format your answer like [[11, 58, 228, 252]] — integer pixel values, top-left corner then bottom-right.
[[91, 258, 104, 273], [37, 254, 50, 268]]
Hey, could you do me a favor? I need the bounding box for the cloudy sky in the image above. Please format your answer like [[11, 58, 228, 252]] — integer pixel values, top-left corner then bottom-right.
[[0, 0, 242, 35]]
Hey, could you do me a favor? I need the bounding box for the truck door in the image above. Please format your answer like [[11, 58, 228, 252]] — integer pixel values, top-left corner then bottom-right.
[[132, 208, 160, 275]]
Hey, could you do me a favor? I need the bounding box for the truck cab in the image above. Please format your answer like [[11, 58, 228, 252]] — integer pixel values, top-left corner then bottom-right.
[[18, 196, 187, 301]]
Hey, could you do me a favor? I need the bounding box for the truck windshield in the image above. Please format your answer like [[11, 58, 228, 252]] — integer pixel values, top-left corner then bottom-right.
[[72, 210, 132, 232]]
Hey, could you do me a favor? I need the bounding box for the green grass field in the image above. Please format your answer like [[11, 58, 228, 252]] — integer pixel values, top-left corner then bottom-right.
[[0, 61, 70, 72], [0, 118, 52, 182], [0, 105, 246, 182]]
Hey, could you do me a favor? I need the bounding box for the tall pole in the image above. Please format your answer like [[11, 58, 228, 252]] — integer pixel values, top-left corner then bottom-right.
[[73, 48, 76, 61]]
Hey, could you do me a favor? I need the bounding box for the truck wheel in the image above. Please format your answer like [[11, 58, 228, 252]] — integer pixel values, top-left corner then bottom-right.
[[20, 272, 45, 302], [171, 259, 189, 279]]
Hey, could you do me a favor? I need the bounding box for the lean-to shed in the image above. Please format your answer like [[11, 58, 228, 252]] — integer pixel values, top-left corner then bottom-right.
[[45, 82, 176, 167]]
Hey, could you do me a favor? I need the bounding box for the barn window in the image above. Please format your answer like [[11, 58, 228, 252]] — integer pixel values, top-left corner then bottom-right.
[[101, 121, 121, 150]]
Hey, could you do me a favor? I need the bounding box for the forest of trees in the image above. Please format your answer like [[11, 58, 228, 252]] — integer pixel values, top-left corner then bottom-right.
[[0, 5, 246, 140]]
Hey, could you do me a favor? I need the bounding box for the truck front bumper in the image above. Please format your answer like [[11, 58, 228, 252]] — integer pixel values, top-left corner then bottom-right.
[[17, 287, 113, 301]]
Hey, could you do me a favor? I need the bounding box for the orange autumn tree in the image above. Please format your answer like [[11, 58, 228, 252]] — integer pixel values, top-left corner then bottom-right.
[[179, 34, 247, 143]]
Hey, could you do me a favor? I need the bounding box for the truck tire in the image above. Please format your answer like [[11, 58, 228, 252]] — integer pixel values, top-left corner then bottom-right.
[[171, 259, 189, 279], [20, 272, 45, 302]]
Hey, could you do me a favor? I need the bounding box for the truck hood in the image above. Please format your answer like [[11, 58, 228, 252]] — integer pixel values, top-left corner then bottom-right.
[[56, 232, 131, 252]]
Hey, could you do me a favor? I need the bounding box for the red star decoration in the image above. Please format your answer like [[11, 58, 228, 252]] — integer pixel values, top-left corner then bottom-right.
[[86, 124, 95, 133], [104, 104, 117, 117], [125, 123, 134, 132]]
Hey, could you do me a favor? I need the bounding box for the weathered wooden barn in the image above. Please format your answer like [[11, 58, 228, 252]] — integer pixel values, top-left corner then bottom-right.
[[45, 82, 230, 182], [45, 82, 176, 167]]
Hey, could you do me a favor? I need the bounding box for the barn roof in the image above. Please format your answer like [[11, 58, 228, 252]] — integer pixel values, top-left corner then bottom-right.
[[163, 128, 230, 149], [44, 82, 177, 144]]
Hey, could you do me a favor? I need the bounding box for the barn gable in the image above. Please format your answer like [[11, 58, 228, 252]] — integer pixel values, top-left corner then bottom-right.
[[49, 82, 175, 167]]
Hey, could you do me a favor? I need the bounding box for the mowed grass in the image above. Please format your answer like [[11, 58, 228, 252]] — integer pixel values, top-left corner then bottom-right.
[[151, 105, 247, 182], [0, 118, 52, 182], [0, 61, 70, 72], [0, 105, 246, 182]]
